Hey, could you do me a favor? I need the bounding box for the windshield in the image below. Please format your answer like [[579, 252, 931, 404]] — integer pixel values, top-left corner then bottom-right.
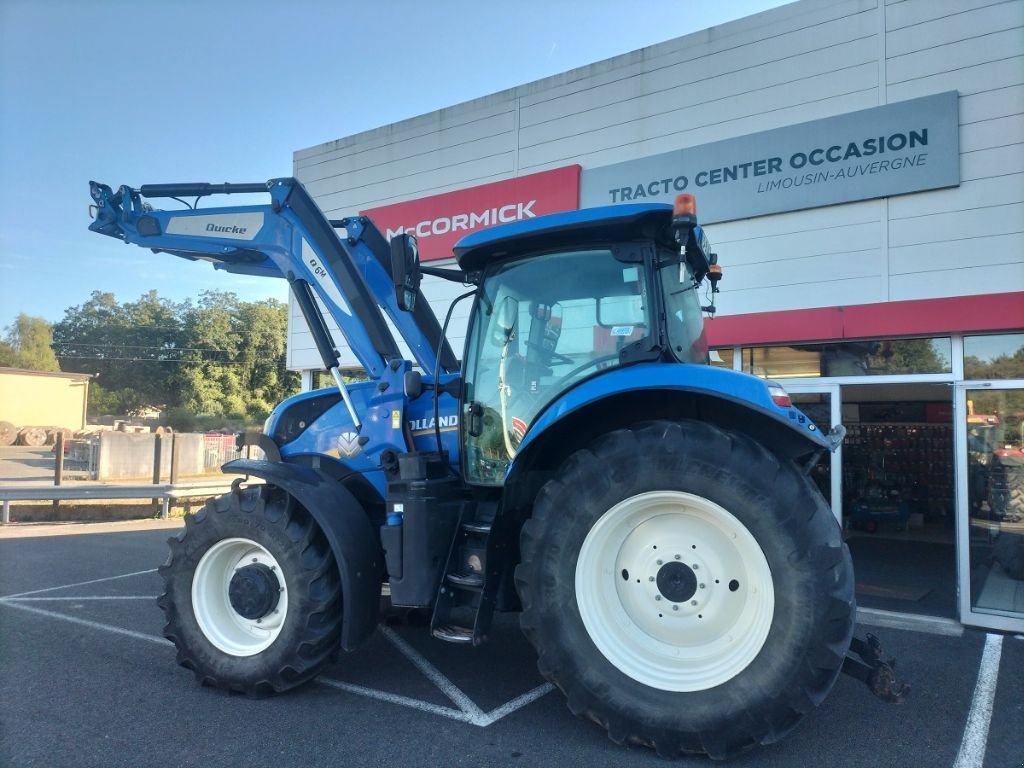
[[463, 247, 651, 484], [661, 251, 708, 365]]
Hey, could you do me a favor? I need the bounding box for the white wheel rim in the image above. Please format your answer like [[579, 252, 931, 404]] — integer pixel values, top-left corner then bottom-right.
[[191, 537, 288, 656], [575, 491, 774, 691]]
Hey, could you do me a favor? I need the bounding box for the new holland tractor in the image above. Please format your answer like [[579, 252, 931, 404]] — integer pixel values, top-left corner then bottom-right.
[[88, 177, 906, 759]]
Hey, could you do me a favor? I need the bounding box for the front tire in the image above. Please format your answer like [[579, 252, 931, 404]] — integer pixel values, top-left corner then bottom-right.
[[515, 421, 854, 759], [158, 486, 343, 694]]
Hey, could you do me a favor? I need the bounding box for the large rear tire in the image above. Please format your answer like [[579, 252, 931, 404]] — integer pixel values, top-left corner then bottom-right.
[[989, 457, 1024, 522], [158, 485, 342, 694], [515, 420, 854, 760], [993, 533, 1024, 580]]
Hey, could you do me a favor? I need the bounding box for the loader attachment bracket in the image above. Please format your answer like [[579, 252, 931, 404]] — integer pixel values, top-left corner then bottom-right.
[[841, 633, 911, 703]]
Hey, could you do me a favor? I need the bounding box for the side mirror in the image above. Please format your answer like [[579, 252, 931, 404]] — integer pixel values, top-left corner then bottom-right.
[[390, 233, 421, 312], [491, 296, 519, 345]]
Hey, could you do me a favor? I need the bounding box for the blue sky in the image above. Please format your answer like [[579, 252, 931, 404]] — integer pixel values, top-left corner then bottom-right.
[[0, 0, 788, 331]]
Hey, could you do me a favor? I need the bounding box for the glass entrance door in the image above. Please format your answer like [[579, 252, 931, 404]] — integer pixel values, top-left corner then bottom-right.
[[956, 383, 1024, 632], [787, 384, 842, 523]]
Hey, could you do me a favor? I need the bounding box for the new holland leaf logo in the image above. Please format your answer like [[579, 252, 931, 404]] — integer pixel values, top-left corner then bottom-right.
[[337, 431, 361, 457]]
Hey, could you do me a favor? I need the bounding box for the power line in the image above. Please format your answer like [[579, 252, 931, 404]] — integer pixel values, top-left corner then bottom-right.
[[55, 356, 259, 365], [54, 344, 240, 352]]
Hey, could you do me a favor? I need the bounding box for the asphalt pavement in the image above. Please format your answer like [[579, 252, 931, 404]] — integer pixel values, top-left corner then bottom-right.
[[0, 446, 56, 484], [0, 521, 1021, 768]]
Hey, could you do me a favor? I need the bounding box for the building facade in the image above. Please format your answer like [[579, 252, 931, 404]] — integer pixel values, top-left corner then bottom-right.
[[290, 0, 1024, 632], [0, 368, 90, 431]]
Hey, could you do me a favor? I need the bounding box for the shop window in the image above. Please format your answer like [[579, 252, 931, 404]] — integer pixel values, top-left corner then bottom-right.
[[743, 337, 952, 379], [964, 333, 1024, 380], [966, 388, 1024, 616], [743, 346, 820, 378], [709, 348, 734, 370]]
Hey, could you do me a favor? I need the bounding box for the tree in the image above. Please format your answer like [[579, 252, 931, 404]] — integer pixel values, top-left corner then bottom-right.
[[235, 298, 298, 418], [53, 291, 128, 385], [0, 339, 16, 367], [1, 314, 60, 371], [53, 291, 182, 405], [52, 289, 299, 424], [964, 350, 1024, 380], [178, 291, 244, 416], [865, 338, 949, 375]]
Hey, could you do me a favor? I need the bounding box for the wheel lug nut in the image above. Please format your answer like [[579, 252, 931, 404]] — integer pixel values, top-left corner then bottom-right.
[[672, 605, 679, 611], [655, 595, 662, 601], [690, 600, 698, 606], [674, 554, 681, 560], [656, 559, 663, 565], [648, 576, 655, 582], [699, 583, 706, 589], [692, 564, 699, 570]]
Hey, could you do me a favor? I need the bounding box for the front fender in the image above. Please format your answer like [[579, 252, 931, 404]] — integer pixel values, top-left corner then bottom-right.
[[223, 458, 381, 651], [515, 363, 831, 459]]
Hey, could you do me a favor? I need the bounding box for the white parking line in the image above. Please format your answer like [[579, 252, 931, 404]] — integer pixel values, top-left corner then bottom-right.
[[7, 595, 156, 601], [0, 569, 554, 728], [953, 633, 1004, 768], [378, 625, 487, 721], [0, 599, 173, 646], [318, 677, 473, 722], [1, 568, 158, 599], [476, 683, 556, 726]]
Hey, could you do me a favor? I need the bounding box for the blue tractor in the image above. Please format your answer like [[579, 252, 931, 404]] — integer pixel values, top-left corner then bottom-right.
[[89, 178, 905, 759]]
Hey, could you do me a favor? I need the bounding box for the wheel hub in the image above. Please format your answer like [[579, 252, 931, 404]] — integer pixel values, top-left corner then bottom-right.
[[575, 491, 775, 692], [656, 561, 697, 603], [228, 563, 281, 620], [192, 538, 289, 656]]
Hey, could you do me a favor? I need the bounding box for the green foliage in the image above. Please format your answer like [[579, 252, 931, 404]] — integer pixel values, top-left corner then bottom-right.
[[53, 290, 299, 425], [87, 383, 120, 419], [964, 350, 1024, 380], [1, 314, 61, 371], [0, 339, 16, 367], [864, 338, 949, 375], [165, 406, 198, 432]]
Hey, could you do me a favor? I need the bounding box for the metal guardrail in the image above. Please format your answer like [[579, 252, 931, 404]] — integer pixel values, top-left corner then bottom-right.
[[0, 480, 260, 524]]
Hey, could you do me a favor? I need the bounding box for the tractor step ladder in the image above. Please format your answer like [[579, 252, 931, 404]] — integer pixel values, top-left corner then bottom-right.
[[431, 501, 501, 644]]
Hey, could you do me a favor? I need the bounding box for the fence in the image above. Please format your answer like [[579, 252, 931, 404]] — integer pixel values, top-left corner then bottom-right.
[[202, 433, 252, 470], [0, 479, 260, 524], [53, 432, 265, 482], [63, 439, 99, 479]]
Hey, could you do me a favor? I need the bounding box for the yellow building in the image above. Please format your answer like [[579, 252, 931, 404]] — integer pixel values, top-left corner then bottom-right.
[[0, 367, 91, 433]]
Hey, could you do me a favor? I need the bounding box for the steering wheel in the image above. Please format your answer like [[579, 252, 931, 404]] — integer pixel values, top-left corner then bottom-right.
[[525, 341, 574, 366], [550, 354, 620, 389]]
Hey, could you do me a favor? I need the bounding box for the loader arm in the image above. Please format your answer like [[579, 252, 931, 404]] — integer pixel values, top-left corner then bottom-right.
[[88, 178, 458, 380]]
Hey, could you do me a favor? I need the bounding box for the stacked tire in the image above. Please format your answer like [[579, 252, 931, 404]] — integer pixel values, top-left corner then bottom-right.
[[990, 452, 1024, 580]]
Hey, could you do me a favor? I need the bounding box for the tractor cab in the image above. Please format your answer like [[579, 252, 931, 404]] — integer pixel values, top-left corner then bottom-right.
[[395, 197, 721, 485]]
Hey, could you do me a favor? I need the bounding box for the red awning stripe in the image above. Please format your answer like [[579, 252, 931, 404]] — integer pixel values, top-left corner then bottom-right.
[[704, 292, 1024, 347]]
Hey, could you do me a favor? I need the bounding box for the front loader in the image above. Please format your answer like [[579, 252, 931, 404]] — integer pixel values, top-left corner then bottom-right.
[[88, 177, 907, 759]]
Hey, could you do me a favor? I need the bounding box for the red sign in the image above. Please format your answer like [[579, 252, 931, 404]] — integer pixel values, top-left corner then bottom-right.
[[361, 165, 581, 262]]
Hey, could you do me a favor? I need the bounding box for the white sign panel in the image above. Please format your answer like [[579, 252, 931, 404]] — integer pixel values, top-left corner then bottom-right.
[[580, 92, 960, 223]]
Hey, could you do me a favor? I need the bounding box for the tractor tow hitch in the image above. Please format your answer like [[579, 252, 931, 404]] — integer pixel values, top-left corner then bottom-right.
[[841, 633, 911, 703]]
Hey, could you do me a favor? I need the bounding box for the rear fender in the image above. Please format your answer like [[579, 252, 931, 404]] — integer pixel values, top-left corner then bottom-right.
[[504, 365, 832, 510], [514, 363, 830, 460], [223, 458, 381, 651]]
